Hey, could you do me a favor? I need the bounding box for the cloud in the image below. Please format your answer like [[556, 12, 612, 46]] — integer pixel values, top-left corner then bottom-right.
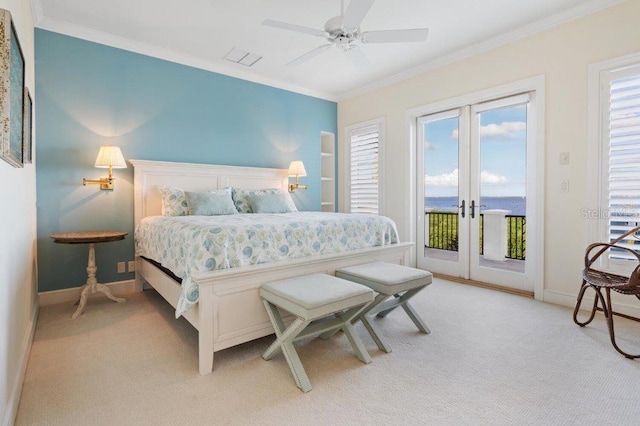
[[480, 121, 526, 138], [451, 121, 526, 139], [424, 140, 435, 151], [480, 170, 508, 184], [425, 168, 458, 187], [425, 168, 508, 186]]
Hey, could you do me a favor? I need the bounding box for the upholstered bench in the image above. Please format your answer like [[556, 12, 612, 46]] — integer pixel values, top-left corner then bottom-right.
[[260, 274, 374, 393], [335, 262, 433, 353]]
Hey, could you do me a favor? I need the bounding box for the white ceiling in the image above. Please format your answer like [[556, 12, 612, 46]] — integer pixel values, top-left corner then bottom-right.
[[31, 0, 624, 101]]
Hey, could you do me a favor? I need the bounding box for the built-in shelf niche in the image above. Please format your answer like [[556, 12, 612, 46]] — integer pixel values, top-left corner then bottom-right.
[[321, 132, 335, 212]]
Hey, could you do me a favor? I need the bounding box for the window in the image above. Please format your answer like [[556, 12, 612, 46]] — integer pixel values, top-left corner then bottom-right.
[[344, 118, 384, 214], [588, 54, 640, 273]]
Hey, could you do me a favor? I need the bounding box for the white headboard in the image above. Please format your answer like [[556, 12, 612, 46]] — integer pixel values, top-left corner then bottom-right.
[[129, 159, 289, 225]]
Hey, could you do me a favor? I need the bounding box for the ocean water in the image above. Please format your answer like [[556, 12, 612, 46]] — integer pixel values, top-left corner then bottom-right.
[[425, 196, 526, 216]]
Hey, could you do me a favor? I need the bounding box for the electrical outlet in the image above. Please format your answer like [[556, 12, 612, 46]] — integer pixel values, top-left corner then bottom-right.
[[117, 262, 126, 273], [561, 180, 570, 192], [559, 152, 570, 165], [128, 260, 135, 272]]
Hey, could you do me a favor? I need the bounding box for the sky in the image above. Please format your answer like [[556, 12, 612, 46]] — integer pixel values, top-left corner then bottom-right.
[[424, 104, 527, 198]]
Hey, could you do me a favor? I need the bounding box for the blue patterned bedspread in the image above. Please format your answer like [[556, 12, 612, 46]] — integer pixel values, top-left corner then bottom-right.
[[135, 212, 399, 317]]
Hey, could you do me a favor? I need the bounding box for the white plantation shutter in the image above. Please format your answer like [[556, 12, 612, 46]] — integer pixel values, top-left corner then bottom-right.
[[606, 67, 640, 261], [349, 123, 381, 214]]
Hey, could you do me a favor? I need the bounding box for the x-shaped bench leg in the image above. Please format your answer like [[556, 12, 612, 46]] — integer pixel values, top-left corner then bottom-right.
[[329, 286, 430, 353], [336, 307, 373, 364], [373, 286, 430, 333], [262, 300, 313, 392], [319, 293, 392, 352]]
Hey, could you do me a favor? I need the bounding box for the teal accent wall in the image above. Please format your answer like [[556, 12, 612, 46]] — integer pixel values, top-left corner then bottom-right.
[[35, 30, 337, 292]]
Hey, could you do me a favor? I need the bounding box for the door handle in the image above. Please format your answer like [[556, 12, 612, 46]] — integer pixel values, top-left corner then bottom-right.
[[454, 200, 465, 218], [469, 200, 486, 219]]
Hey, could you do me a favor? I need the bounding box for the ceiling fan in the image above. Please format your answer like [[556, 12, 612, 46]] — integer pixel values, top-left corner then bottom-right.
[[263, 0, 429, 66]]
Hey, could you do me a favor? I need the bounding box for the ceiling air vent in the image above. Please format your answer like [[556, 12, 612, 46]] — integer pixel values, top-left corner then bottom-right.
[[223, 48, 262, 67]]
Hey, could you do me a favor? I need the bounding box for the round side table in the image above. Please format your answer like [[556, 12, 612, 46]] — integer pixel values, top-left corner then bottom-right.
[[51, 231, 128, 319]]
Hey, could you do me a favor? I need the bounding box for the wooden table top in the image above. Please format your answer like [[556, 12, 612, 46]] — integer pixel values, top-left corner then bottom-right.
[[50, 231, 128, 244]]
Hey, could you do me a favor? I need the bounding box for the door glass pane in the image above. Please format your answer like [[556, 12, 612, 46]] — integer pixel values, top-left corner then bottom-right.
[[423, 116, 460, 263], [477, 105, 527, 273]]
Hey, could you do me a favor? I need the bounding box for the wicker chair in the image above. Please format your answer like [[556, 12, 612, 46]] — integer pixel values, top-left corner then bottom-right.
[[573, 225, 640, 358]]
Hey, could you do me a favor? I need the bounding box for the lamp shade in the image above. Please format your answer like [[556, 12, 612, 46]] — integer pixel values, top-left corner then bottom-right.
[[288, 160, 307, 177], [94, 146, 127, 169]]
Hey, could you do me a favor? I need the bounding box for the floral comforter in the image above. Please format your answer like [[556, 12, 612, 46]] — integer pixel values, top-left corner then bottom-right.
[[134, 212, 399, 317]]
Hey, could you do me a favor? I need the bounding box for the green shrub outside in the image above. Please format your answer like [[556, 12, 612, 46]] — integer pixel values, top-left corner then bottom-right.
[[427, 212, 526, 259]]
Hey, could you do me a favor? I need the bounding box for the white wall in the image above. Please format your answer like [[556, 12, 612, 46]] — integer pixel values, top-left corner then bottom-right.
[[0, 0, 36, 424], [338, 1, 640, 305]]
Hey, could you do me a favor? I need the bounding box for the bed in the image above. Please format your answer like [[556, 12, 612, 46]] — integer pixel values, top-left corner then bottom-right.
[[130, 159, 413, 374]]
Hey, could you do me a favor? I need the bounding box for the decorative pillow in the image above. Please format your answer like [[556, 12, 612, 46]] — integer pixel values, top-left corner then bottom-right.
[[185, 188, 238, 216], [233, 188, 298, 213], [232, 188, 277, 213], [233, 188, 272, 213], [247, 191, 298, 214], [157, 186, 188, 216]]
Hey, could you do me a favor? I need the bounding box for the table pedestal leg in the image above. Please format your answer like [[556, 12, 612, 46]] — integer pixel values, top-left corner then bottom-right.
[[72, 243, 126, 319]]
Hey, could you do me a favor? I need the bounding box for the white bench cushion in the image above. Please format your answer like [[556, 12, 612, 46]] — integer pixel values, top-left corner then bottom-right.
[[260, 274, 373, 320], [336, 262, 433, 295]]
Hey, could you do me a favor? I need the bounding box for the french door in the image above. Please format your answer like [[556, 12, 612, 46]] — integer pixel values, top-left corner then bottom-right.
[[416, 93, 535, 292]]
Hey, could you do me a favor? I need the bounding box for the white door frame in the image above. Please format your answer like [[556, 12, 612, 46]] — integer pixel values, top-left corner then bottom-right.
[[405, 75, 546, 300]]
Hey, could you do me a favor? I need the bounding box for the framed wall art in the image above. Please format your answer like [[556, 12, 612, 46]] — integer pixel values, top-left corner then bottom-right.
[[0, 8, 25, 168], [23, 87, 32, 164]]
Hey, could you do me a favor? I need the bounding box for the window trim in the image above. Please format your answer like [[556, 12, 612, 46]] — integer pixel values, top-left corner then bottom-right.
[[587, 52, 640, 274], [341, 117, 385, 215]]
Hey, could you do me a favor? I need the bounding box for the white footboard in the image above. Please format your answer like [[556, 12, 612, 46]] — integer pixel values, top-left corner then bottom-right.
[[137, 242, 413, 374]]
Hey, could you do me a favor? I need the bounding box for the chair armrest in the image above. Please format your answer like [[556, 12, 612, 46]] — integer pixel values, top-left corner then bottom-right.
[[585, 242, 640, 269], [585, 225, 640, 268], [611, 225, 640, 245]]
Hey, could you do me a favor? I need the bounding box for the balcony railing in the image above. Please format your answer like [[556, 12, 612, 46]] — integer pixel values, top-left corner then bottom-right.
[[506, 215, 526, 260], [426, 211, 459, 252], [425, 211, 526, 260]]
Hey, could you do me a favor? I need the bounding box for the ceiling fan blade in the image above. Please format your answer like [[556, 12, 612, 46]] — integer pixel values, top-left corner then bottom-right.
[[341, 0, 375, 32], [262, 19, 326, 37], [287, 44, 333, 67], [346, 45, 369, 68], [361, 28, 429, 43]]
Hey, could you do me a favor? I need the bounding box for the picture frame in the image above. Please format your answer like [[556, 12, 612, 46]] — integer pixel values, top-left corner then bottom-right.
[[0, 8, 25, 168], [23, 87, 32, 164]]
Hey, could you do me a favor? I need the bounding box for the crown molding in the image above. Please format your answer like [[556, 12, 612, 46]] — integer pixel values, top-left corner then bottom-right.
[[31, 0, 624, 103], [336, 0, 626, 101], [34, 14, 338, 102]]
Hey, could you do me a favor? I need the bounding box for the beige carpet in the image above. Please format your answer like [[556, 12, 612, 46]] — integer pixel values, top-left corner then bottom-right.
[[15, 279, 640, 425]]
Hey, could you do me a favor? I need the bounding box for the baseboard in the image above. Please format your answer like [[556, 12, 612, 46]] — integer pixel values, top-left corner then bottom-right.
[[544, 289, 640, 318], [3, 297, 39, 426], [433, 273, 534, 298], [38, 280, 137, 307]]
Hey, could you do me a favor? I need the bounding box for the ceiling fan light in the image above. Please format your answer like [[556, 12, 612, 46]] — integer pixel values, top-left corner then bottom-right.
[[265, 0, 428, 66]]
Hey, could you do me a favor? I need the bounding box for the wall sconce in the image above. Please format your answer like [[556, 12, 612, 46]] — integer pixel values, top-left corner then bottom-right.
[[82, 145, 127, 190], [288, 160, 308, 193]]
